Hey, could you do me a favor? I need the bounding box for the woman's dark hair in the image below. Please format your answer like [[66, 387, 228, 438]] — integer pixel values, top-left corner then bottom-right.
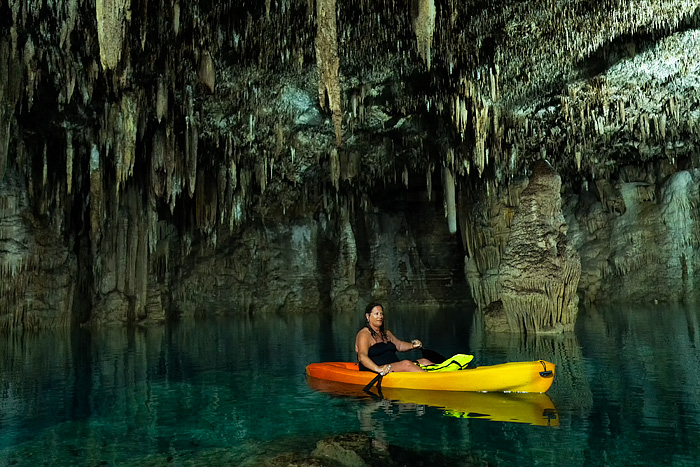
[[364, 302, 387, 341]]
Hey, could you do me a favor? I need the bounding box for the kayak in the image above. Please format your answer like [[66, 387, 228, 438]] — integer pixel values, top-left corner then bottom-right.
[[305, 360, 555, 393], [306, 377, 559, 426]]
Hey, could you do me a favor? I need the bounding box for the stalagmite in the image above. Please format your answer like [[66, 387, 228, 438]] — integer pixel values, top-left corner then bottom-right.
[[316, 0, 343, 145], [95, 0, 131, 70]]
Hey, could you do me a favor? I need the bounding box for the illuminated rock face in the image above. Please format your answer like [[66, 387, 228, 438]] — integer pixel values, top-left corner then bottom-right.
[[567, 169, 700, 304], [498, 161, 581, 334], [1, 1, 700, 329]]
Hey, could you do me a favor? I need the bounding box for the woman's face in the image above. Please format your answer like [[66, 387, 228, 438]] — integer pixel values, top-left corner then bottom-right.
[[366, 306, 384, 329]]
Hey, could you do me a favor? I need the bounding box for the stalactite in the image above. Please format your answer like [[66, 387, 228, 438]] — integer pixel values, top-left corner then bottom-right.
[[0, 112, 9, 183], [256, 155, 268, 194], [316, 0, 343, 145], [660, 113, 667, 140], [164, 122, 177, 212], [0, 41, 10, 182], [195, 170, 209, 230], [156, 77, 167, 123], [330, 147, 340, 190], [22, 37, 37, 110], [198, 50, 215, 93], [240, 169, 251, 199], [89, 144, 103, 259], [65, 129, 73, 195], [473, 101, 489, 176], [173, 1, 180, 35], [151, 127, 165, 197], [453, 94, 469, 139], [412, 0, 435, 70], [230, 193, 244, 231], [229, 159, 237, 192], [443, 167, 457, 234], [575, 150, 581, 172], [217, 163, 227, 224], [95, 0, 131, 70], [426, 163, 433, 201], [112, 93, 139, 193], [185, 86, 198, 197], [332, 203, 357, 305]]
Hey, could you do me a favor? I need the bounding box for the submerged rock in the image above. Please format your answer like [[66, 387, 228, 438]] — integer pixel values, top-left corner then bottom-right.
[[253, 432, 470, 467]]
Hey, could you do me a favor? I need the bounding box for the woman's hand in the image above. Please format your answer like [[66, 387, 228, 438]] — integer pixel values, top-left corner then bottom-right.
[[411, 339, 422, 349], [379, 364, 392, 376]]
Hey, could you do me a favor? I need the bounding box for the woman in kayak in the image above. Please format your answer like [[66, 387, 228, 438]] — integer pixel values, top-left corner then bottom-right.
[[355, 302, 434, 376]]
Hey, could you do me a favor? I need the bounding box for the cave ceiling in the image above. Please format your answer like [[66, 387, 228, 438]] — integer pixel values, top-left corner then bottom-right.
[[1, 0, 699, 237]]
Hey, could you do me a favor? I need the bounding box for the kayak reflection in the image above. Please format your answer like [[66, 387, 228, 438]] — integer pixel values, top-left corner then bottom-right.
[[307, 376, 559, 427]]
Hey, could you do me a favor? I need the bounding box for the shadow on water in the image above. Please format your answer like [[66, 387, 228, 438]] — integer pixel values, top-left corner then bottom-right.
[[1, 304, 700, 465]]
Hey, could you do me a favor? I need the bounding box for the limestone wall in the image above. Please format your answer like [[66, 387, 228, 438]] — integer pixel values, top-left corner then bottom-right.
[[465, 165, 700, 334], [567, 168, 700, 304]]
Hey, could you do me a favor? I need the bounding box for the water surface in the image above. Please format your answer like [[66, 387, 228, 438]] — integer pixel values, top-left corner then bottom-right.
[[1, 304, 699, 466]]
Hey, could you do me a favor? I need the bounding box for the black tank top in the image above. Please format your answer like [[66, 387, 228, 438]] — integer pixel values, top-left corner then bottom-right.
[[359, 341, 399, 371]]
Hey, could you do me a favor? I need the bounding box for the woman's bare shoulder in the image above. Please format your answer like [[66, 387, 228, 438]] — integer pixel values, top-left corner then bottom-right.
[[356, 327, 372, 341]]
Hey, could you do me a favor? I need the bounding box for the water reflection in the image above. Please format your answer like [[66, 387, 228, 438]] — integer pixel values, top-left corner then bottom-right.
[[307, 376, 559, 426], [0, 305, 700, 466]]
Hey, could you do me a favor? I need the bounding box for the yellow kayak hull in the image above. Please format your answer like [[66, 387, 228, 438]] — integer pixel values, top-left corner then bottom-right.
[[305, 360, 555, 393], [307, 377, 559, 426]]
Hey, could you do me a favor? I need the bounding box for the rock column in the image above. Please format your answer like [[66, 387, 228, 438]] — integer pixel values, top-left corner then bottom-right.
[[497, 160, 581, 333]]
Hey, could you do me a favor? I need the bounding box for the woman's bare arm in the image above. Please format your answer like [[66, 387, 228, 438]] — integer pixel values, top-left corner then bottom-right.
[[387, 331, 421, 352]]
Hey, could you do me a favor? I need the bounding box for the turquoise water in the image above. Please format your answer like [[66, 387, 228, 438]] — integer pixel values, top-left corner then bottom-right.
[[1, 305, 700, 466]]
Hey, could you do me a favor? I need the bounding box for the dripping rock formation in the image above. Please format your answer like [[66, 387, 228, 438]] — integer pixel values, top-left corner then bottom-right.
[[494, 161, 581, 334], [1, 1, 700, 331]]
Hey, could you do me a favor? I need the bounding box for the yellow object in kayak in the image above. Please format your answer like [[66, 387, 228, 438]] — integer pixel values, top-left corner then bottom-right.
[[419, 354, 474, 372]]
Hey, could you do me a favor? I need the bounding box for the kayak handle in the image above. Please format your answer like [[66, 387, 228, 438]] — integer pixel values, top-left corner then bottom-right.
[[538, 360, 553, 378]]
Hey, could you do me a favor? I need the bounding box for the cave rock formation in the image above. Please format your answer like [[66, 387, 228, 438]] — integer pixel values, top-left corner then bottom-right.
[[1, 1, 700, 331], [495, 160, 581, 333]]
